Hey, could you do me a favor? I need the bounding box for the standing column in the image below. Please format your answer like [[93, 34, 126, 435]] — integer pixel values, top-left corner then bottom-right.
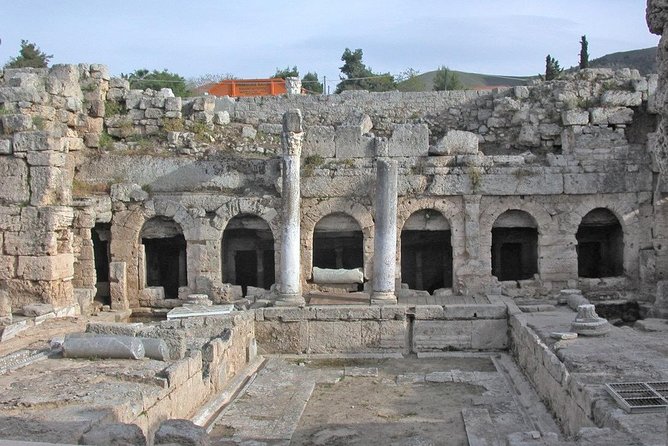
[[372, 159, 398, 304], [277, 109, 305, 306]]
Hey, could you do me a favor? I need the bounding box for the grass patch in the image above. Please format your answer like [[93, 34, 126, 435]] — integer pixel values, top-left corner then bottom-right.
[[302, 154, 324, 176], [104, 100, 123, 117]]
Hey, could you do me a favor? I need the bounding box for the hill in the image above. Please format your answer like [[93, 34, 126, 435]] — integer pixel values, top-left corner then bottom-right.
[[399, 46, 657, 92], [587, 47, 656, 75]]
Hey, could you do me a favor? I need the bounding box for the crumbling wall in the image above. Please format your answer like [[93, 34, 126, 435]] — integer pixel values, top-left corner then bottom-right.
[[0, 65, 112, 313], [0, 62, 662, 310]]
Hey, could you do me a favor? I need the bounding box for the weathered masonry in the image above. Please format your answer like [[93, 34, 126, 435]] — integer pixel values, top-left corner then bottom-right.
[[0, 62, 666, 317]]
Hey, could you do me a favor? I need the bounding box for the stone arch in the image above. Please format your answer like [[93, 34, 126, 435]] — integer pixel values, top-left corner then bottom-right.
[[397, 198, 464, 292], [140, 216, 187, 299], [479, 198, 555, 280], [214, 198, 282, 287], [576, 208, 624, 278], [568, 198, 640, 281], [221, 214, 276, 294], [109, 199, 193, 307], [302, 199, 374, 283]]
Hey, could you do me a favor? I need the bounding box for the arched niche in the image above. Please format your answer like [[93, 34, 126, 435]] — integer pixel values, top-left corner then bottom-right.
[[313, 213, 364, 272], [140, 217, 187, 298], [222, 214, 276, 295], [400, 209, 453, 292], [576, 208, 623, 278], [491, 210, 538, 281]]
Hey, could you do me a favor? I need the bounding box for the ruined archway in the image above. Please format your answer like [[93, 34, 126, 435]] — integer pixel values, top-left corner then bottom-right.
[[92, 223, 111, 305], [400, 209, 452, 293], [313, 213, 364, 272], [222, 214, 276, 295], [491, 210, 538, 281], [140, 217, 187, 299], [576, 208, 623, 278]]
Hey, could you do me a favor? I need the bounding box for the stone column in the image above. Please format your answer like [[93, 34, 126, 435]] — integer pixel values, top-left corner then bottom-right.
[[277, 109, 305, 306], [372, 159, 398, 304]]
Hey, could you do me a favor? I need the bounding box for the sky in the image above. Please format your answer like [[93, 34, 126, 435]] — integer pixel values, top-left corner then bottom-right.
[[0, 0, 659, 88]]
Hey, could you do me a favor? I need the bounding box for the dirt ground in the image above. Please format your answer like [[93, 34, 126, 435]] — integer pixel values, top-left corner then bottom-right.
[[209, 355, 550, 446], [0, 317, 87, 357]]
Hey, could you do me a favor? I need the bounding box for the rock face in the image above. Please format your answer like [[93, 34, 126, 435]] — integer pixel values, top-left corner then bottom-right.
[[648, 0, 668, 315], [154, 419, 209, 446]]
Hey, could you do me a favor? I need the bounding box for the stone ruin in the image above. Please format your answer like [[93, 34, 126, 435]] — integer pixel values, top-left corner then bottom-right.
[[0, 1, 665, 444], [0, 56, 665, 318]]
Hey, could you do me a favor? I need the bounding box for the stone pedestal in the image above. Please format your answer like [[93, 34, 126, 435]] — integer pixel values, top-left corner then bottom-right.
[[571, 304, 610, 336], [372, 159, 398, 305], [277, 110, 305, 306]]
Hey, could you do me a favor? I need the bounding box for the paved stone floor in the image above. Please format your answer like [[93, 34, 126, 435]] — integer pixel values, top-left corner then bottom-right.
[[208, 353, 561, 445]]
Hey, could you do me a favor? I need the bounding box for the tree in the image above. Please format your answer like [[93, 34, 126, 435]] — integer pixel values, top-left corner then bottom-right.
[[396, 68, 426, 92], [335, 48, 396, 93], [433, 66, 463, 91], [4, 40, 52, 69], [545, 55, 562, 81], [579, 35, 589, 69], [123, 69, 188, 97], [301, 72, 323, 94], [272, 66, 299, 79]]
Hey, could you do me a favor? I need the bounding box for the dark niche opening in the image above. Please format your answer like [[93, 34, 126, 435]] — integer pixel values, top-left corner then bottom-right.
[[141, 217, 187, 299], [222, 214, 275, 296], [92, 223, 111, 305], [313, 213, 363, 272], [491, 210, 538, 281], [576, 208, 623, 278], [401, 209, 452, 293]]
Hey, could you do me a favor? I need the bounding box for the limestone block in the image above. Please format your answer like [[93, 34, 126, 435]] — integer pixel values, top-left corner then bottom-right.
[[0, 255, 16, 280], [413, 320, 472, 351], [255, 321, 307, 353], [600, 91, 642, 107], [304, 125, 335, 157], [0, 289, 12, 324], [154, 419, 208, 446], [471, 319, 508, 349], [388, 123, 429, 157], [431, 130, 479, 155], [4, 231, 58, 256], [314, 306, 380, 321], [81, 423, 146, 446], [308, 321, 362, 353], [145, 107, 164, 119], [26, 151, 67, 167], [312, 266, 363, 284], [22, 303, 55, 317], [514, 86, 529, 99], [109, 261, 128, 310], [241, 125, 257, 139], [213, 110, 230, 125], [0, 139, 11, 154], [165, 96, 182, 111], [379, 320, 409, 350], [110, 183, 149, 202], [335, 126, 374, 158], [29, 166, 71, 206], [562, 110, 589, 126], [343, 112, 373, 134], [46, 64, 83, 98], [477, 172, 564, 195], [1, 114, 32, 135], [590, 107, 634, 125], [0, 86, 47, 104], [17, 254, 73, 281], [0, 157, 29, 204], [142, 286, 165, 300], [14, 131, 63, 153], [518, 124, 540, 146]]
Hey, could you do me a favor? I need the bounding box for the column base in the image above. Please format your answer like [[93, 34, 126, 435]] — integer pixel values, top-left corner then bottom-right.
[[275, 293, 306, 307], [371, 292, 397, 305]]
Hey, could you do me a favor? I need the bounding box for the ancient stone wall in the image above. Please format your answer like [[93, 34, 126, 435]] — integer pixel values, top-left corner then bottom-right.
[[0, 62, 662, 310]]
